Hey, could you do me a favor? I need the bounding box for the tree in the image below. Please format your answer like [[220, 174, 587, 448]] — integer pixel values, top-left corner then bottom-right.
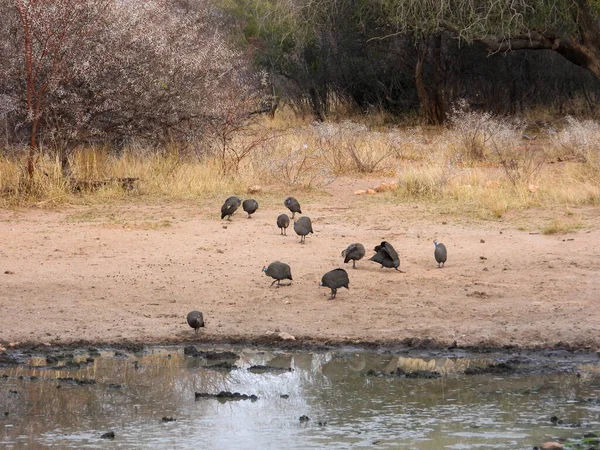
[[1, 0, 264, 176], [376, 0, 600, 81], [8, 0, 112, 178]]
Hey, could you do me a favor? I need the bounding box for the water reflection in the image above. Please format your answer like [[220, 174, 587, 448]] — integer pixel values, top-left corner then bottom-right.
[[0, 348, 598, 449]]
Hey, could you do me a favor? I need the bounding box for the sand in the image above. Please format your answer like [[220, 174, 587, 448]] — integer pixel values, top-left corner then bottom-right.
[[1, 177, 599, 351]]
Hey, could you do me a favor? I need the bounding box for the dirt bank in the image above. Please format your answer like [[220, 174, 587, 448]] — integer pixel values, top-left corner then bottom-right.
[[1, 178, 599, 351]]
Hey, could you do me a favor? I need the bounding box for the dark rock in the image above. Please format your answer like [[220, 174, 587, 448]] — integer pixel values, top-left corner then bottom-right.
[[101, 431, 115, 439], [113, 351, 128, 358], [85, 357, 95, 364], [202, 361, 238, 371], [195, 391, 258, 401], [280, 394, 290, 399], [464, 362, 516, 375], [184, 347, 238, 360], [88, 348, 101, 357], [161, 417, 176, 422], [56, 377, 96, 386], [108, 384, 123, 389], [248, 365, 293, 373], [299, 415, 310, 423], [45, 356, 59, 365]]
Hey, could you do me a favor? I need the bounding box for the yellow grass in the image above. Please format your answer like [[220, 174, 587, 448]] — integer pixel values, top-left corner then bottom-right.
[[1, 114, 599, 221]]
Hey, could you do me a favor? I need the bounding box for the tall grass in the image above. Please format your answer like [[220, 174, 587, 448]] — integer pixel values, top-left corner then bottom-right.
[[1, 111, 599, 218]]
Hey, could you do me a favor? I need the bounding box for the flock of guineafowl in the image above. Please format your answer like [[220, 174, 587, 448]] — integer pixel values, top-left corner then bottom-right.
[[187, 194, 447, 335]]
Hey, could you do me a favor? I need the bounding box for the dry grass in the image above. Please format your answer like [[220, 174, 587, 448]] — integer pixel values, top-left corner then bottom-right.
[[1, 111, 599, 221]]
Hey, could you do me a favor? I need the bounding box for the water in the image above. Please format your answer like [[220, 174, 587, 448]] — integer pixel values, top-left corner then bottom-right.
[[1, 347, 599, 449]]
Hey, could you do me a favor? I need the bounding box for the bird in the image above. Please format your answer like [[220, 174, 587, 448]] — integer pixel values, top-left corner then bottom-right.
[[284, 197, 302, 218], [221, 196, 241, 220], [320, 268, 349, 299], [294, 216, 313, 243], [434, 240, 447, 267], [263, 261, 293, 287], [370, 241, 402, 271], [186, 311, 205, 335], [341, 243, 366, 269], [242, 199, 259, 218], [277, 213, 290, 235]]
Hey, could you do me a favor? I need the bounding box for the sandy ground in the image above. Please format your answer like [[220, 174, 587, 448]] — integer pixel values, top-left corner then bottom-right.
[[1, 177, 599, 351]]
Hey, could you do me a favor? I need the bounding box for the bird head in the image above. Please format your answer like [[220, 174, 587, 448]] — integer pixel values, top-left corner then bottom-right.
[[319, 281, 323, 286], [262, 266, 267, 274], [434, 240, 438, 247]]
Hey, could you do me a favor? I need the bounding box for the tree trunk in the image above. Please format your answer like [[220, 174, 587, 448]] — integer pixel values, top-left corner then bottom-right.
[[414, 35, 447, 125]]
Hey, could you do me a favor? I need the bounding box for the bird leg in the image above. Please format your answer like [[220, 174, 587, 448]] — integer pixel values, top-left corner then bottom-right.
[[270, 279, 278, 287], [291, 212, 295, 219], [352, 260, 356, 269], [330, 288, 337, 299], [227, 216, 232, 221], [283, 229, 286, 236], [247, 215, 252, 219]]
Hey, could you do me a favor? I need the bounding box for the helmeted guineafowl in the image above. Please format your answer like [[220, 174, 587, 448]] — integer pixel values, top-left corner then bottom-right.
[[434, 240, 447, 268], [342, 243, 366, 269], [294, 216, 313, 244], [320, 268, 349, 299], [242, 199, 259, 218], [263, 261, 293, 287], [277, 213, 290, 235], [186, 311, 205, 335], [284, 197, 302, 218], [370, 241, 402, 271], [221, 196, 241, 220]]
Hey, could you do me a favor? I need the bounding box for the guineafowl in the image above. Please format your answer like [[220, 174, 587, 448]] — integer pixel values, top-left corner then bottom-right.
[[263, 261, 293, 287], [370, 241, 402, 271], [434, 240, 447, 268], [294, 216, 313, 244], [221, 196, 241, 220], [320, 268, 349, 299], [186, 311, 205, 335], [284, 197, 302, 218], [342, 243, 366, 269], [277, 213, 290, 235], [242, 199, 259, 218]]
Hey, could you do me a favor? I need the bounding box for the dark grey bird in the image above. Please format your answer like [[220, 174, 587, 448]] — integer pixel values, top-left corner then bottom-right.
[[242, 199, 259, 218], [294, 216, 313, 243], [186, 311, 205, 335], [434, 240, 447, 268], [370, 241, 402, 271], [263, 261, 293, 287], [342, 243, 366, 269], [221, 196, 241, 220], [320, 268, 349, 299], [277, 213, 290, 235], [284, 197, 302, 218]]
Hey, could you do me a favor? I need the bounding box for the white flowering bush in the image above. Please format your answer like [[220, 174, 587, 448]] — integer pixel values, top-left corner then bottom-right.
[[553, 116, 600, 167], [447, 99, 525, 161]]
